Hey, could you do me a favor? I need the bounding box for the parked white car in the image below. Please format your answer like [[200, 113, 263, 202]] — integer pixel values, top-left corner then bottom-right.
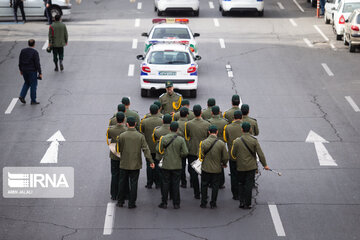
[[324, 0, 341, 24], [0, 0, 71, 19], [343, 8, 360, 52], [154, 0, 200, 16], [333, 0, 360, 40], [218, 0, 264, 17]]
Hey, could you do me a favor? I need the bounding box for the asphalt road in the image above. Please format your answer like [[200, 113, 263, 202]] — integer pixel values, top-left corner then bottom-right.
[[0, 0, 360, 239]]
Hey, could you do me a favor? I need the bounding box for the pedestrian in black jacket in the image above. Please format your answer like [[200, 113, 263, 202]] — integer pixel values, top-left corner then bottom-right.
[[10, 0, 26, 23], [18, 39, 42, 105], [44, 0, 52, 25]]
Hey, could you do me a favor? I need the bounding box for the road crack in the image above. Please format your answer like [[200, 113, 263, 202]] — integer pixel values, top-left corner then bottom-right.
[[0, 40, 17, 65]]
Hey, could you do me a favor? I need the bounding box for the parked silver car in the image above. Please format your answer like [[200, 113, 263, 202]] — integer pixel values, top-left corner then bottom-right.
[[343, 8, 360, 52]]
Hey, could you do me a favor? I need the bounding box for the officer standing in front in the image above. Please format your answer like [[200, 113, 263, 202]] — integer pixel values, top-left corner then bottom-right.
[[159, 81, 182, 115], [241, 104, 259, 136], [199, 125, 228, 209], [116, 117, 154, 209], [223, 95, 241, 123], [185, 105, 211, 199], [231, 122, 269, 209], [157, 121, 188, 209]]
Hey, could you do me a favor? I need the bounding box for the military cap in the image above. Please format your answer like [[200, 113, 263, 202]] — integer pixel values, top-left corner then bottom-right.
[[241, 104, 250, 114], [153, 100, 161, 108], [242, 122, 251, 132], [170, 121, 179, 131], [117, 104, 126, 112], [193, 104, 202, 112], [181, 99, 190, 106], [116, 112, 125, 123], [180, 107, 189, 116], [150, 104, 159, 114], [234, 110, 242, 119], [207, 98, 216, 107], [208, 125, 218, 132], [232, 94, 240, 101], [165, 81, 173, 88], [212, 105, 220, 115], [163, 114, 172, 124], [127, 116, 136, 126], [121, 97, 130, 105]]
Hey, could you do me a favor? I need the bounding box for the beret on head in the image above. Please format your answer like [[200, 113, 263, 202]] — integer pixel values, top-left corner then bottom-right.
[[127, 116, 136, 126], [150, 104, 159, 114], [193, 104, 202, 112], [242, 122, 251, 132], [117, 104, 126, 112], [165, 81, 173, 87], [163, 114, 172, 124], [180, 107, 189, 115], [170, 121, 179, 131], [208, 125, 218, 132], [212, 105, 220, 115], [232, 94, 240, 101], [121, 97, 130, 105], [181, 99, 190, 106], [116, 112, 125, 123], [241, 104, 249, 112], [234, 110, 242, 119], [153, 100, 161, 108], [207, 98, 216, 107]]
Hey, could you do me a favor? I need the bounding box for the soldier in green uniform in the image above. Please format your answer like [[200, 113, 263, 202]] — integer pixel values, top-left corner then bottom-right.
[[223, 110, 243, 200], [116, 117, 154, 208], [173, 99, 195, 121], [141, 101, 163, 120], [157, 122, 189, 209], [202, 98, 217, 120], [152, 114, 172, 161], [185, 105, 211, 199], [177, 107, 189, 188], [106, 112, 127, 200], [223, 95, 241, 123], [231, 122, 269, 209], [159, 81, 182, 115], [109, 104, 126, 126], [241, 104, 259, 136], [199, 125, 228, 209], [140, 104, 163, 189], [207, 106, 228, 189], [122, 97, 141, 131]]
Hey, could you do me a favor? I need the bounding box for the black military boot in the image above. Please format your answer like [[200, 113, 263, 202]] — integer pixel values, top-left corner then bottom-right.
[[54, 62, 59, 72], [60, 60, 64, 71]]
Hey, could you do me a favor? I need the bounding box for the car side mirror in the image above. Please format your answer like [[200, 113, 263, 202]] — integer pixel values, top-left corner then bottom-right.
[[141, 32, 149, 37], [136, 55, 144, 60], [194, 55, 201, 61], [193, 33, 200, 38]]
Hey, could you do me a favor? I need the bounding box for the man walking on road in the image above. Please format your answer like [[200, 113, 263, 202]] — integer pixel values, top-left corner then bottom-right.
[[223, 95, 241, 123], [44, 0, 52, 25], [48, 14, 68, 72], [10, 0, 26, 23], [18, 39, 42, 105]]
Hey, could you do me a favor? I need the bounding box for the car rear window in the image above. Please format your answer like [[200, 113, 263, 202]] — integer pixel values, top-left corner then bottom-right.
[[148, 51, 190, 65], [357, 14, 360, 24], [152, 28, 191, 39], [343, 3, 360, 13]]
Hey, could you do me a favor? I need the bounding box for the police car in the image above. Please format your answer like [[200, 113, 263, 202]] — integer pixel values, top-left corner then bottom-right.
[[136, 43, 201, 98], [141, 18, 200, 56], [154, 0, 200, 16]]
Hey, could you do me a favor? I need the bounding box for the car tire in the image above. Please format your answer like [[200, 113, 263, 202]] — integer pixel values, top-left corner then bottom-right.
[[154, 6, 157, 12], [336, 34, 342, 41], [325, 15, 330, 24], [349, 42, 355, 52], [50, 6, 62, 18], [219, 6, 222, 11], [189, 90, 197, 98], [258, 10, 264, 17], [221, 9, 227, 16], [194, 9, 199, 16], [344, 33, 349, 46], [141, 89, 148, 97]]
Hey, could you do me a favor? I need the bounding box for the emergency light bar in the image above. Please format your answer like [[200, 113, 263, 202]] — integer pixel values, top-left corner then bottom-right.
[[152, 18, 189, 24], [149, 40, 189, 45]]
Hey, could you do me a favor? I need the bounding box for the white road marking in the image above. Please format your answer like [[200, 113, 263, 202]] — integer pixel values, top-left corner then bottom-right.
[[277, 2, 285, 9], [306, 130, 337, 166], [103, 202, 116, 235], [137, 2, 142, 9], [213, 18, 220, 27], [314, 25, 329, 41], [219, 38, 226, 48], [303, 38, 313, 48], [289, 19, 297, 27], [132, 39, 138, 49], [42, 40, 48, 50], [321, 63, 334, 76], [135, 18, 140, 27], [293, 0, 305, 12], [209, 1, 214, 8], [228, 71, 234, 78], [4, 98, 18, 114], [128, 64, 135, 76], [330, 43, 336, 49], [268, 203, 286, 237], [225, 64, 231, 69], [345, 96, 360, 112], [40, 131, 66, 164]]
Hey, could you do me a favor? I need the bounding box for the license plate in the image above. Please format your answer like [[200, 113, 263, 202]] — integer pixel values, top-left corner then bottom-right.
[[159, 71, 176, 76]]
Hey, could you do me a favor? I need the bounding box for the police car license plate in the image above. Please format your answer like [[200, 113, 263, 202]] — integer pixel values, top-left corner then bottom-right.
[[159, 71, 176, 76]]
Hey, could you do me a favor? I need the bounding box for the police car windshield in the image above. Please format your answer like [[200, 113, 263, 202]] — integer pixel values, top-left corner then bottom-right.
[[152, 28, 191, 39], [148, 51, 190, 65], [343, 3, 360, 12]]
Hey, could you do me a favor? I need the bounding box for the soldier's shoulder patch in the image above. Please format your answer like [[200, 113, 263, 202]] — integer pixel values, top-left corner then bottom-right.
[[250, 135, 257, 140], [249, 117, 257, 121], [175, 92, 182, 97], [159, 93, 166, 98], [155, 126, 161, 130]]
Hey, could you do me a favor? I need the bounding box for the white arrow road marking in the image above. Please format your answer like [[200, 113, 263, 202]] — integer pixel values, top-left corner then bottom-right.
[[268, 203, 286, 237], [40, 130, 66, 164], [306, 130, 337, 166], [128, 64, 134, 76], [213, 18, 220, 27], [345, 96, 360, 112], [5, 98, 18, 114], [321, 63, 334, 76], [103, 202, 116, 235]]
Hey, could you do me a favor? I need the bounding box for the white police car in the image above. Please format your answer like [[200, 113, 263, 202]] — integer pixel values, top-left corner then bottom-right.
[[136, 43, 201, 98], [219, 0, 264, 16], [141, 18, 200, 56], [154, 0, 200, 16]]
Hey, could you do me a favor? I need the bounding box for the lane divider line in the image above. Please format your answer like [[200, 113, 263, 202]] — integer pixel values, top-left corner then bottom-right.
[[42, 40, 48, 50], [4, 98, 18, 114], [321, 63, 334, 76], [103, 202, 116, 235], [303, 38, 313, 48], [219, 38, 226, 48], [277, 2, 285, 9], [330, 43, 336, 49], [345, 96, 360, 112], [268, 203, 286, 237], [128, 64, 135, 76], [209, 1, 214, 9], [289, 19, 297, 27], [135, 18, 140, 27], [137, 2, 142, 9], [314, 25, 329, 41], [293, 0, 305, 12], [213, 18, 220, 27], [132, 39, 138, 49]]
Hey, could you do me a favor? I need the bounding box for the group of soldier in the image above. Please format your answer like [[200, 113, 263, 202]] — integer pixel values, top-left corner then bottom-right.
[[106, 81, 270, 210]]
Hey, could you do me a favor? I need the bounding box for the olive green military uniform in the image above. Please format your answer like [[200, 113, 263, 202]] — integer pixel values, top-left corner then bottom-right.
[[185, 118, 211, 198], [142, 112, 163, 122], [223, 120, 243, 200], [153, 124, 171, 160], [223, 106, 240, 123], [159, 92, 182, 115], [109, 113, 127, 126], [107, 124, 127, 200], [242, 115, 259, 136], [48, 21, 68, 66], [202, 107, 223, 120], [231, 133, 267, 207], [156, 132, 188, 206], [140, 114, 163, 188], [125, 109, 141, 131], [117, 128, 153, 207], [199, 135, 228, 207], [173, 109, 195, 121], [177, 117, 189, 186]]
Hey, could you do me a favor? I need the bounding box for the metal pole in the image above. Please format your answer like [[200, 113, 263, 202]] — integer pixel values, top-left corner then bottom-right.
[[317, 0, 320, 17]]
